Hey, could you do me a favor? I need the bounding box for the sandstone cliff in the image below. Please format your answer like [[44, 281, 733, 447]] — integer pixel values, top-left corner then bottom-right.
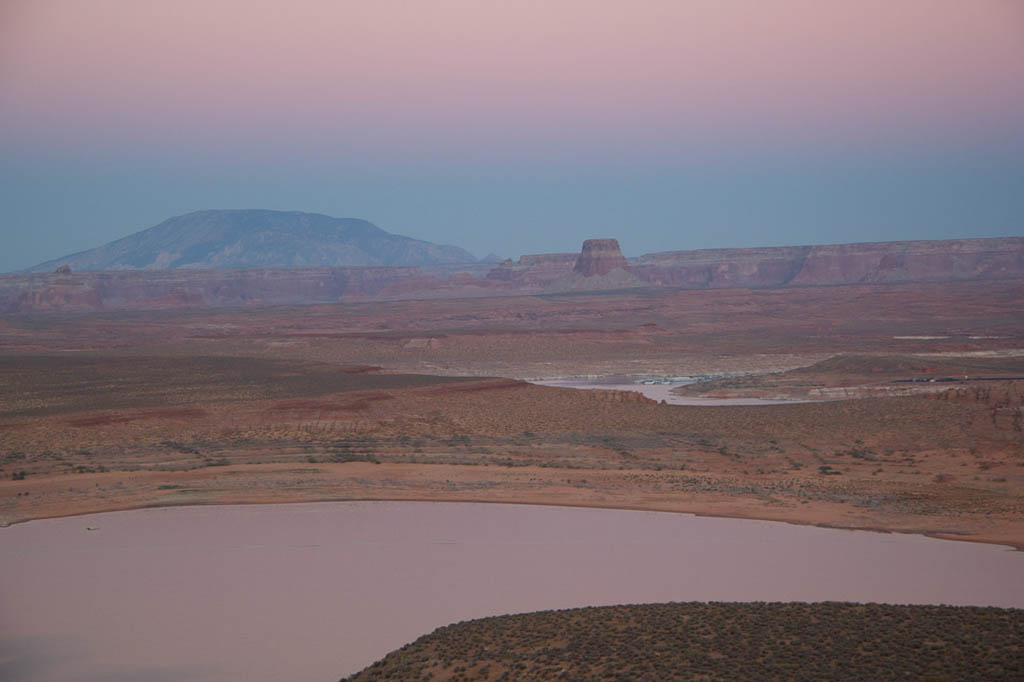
[[485, 253, 578, 287], [574, 239, 630, 276], [0, 264, 495, 313], [2, 237, 1021, 313], [631, 238, 1024, 289]]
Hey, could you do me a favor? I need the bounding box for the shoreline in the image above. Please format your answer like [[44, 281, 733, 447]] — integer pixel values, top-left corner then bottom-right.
[[5, 469, 1021, 552]]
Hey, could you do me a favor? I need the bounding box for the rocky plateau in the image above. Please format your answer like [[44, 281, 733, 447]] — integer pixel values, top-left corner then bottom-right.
[[1, 235, 1021, 313]]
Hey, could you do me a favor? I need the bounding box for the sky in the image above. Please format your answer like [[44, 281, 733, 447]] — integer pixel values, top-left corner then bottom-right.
[[1, 0, 1022, 271]]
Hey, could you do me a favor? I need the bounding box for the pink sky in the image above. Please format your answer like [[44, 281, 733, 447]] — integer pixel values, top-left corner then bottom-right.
[[3, 0, 1023, 157]]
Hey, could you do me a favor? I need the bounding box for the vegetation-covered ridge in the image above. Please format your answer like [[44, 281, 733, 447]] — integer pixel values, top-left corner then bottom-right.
[[344, 601, 1024, 681]]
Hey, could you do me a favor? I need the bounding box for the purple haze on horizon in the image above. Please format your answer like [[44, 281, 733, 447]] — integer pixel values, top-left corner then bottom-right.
[[1, 0, 1022, 271]]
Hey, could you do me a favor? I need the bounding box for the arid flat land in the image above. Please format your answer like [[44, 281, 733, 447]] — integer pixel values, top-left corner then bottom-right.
[[344, 602, 1024, 681], [676, 353, 1024, 400], [2, 358, 1022, 546], [1, 279, 1022, 546], [3, 280, 1022, 376]]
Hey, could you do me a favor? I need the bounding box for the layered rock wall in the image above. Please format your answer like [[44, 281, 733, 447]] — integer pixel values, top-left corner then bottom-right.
[[485, 253, 577, 286], [0, 264, 494, 313], [3, 237, 1021, 313], [574, 239, 630, 277], [632, 238, 1024, 289]]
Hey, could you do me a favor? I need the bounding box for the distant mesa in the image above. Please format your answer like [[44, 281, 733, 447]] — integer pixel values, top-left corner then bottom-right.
[[485, 238, 635, 289], [574, 238, 630, 277], [28, 209, 478, 272], [4, 231, 1023, 313], [553, 237, 641, 290], [484, 252, 578, 284]]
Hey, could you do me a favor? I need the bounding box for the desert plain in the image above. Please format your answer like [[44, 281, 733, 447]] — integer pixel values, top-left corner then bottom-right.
[[2, 278, 1022, 549]]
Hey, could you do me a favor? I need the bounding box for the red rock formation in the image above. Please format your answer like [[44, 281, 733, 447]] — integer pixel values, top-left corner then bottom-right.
[[0, 265, 493, 313], [485, 253, 578, 287], [574, 239, 630, 277], [486, 241, 634, 288], [632, 238, 1024, 289], [788, 239, 1024, 286], [1, 237, 1021, 313]]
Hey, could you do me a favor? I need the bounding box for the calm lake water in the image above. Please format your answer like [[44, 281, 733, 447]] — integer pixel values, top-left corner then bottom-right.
[[532, 378, 813, 405], [1, 501, 1020, 681]]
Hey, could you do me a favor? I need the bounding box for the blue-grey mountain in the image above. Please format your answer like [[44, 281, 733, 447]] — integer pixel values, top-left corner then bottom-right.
[[29, 210, 478, 272]]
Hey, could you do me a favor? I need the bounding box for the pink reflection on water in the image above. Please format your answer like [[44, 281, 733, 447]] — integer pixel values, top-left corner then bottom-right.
[[1, 501, 1020, 681]]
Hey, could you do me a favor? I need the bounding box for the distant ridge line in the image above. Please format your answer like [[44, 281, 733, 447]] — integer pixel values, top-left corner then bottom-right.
[[28, 209, 479, 273], [3, 234, 1022, 313]]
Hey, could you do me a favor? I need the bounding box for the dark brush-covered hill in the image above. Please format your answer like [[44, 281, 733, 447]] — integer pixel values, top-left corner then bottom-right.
[[344, 602, 1024, 681], [29, 209, 478, 271]]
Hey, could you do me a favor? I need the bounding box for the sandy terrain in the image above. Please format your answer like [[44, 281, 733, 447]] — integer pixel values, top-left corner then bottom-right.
[[2, 278, 1022, 546], [5, 461, 1021, 549], [2, 353, 1021, 548], [676, 353, 1024, 400], [2, 279, 1022, 377]]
